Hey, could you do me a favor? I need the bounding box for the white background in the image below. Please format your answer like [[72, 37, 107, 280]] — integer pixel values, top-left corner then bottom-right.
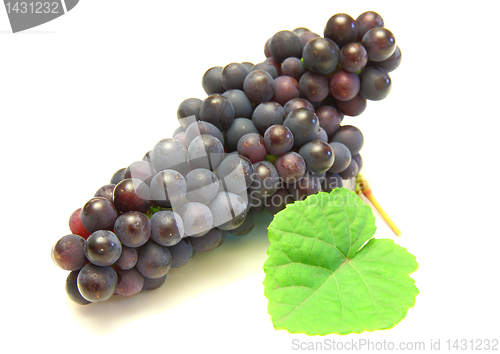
[[1, 1, 499, 353]]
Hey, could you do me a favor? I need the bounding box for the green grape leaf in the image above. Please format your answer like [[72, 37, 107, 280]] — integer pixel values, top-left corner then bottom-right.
[[263, 188, 418, 335]]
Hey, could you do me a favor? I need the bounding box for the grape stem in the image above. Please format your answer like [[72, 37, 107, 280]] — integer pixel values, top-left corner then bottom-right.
[[356, 175, 402, 237]]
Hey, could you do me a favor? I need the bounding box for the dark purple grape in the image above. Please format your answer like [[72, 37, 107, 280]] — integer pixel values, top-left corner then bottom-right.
[[328, 142, 352, 173], [340, 42, 368, 72], [188, 134, 224, 170], [208, 192, 247, 230], [225, 118, 260, 152], [124, 160, 156, 185], [149, 170, 187, 208], [362, 27, 396, 62], [199, 94, 235, 131], [299, 31, 321, 46], [51, 234, 87, 271], [77, 264, 117, 302], [302, 37, 340, 75], [329, 69, 360, 101], [283, 108, 319, 147], [314, 127, 328, 142], [168, 238, 193, 268], [243, 70, 275, 104], [184, 121, 224, 148], [150, 210, 184, 247], [114, 211, 151, 247], [288, 173, 322, 201], [94, 184, 115, 203], [352, 153, 363, 172], [221, 63, 250, 91], [330, 125, 364, 155], [298, 140, 335, 174], [115, 246, 138, 270], [299, 71, 330, 102], [189, 228, 225, 252], [84, 230, 122, 267], [142, 274, 167, 291], [264, 187, 295, 215], [315, 106, 343, 138], [269, 30, 303, 63], [66, 271, 91, 305], [283, 98, 315, 117], [335, 93, 367, 116], [264, 124, 294, 156], [275, 151, 306, 184], [248, 160, 279, 199], [321, 172, 343, 192], [177, 98, 202, 128], [324, 13, 358, 49], [359, 66, 392, 101], [356, 11, 384, 41], [338, 159, 359, 179], [202, 66, 224, 95], [110, 168, 126, 185], [252, 101, 285, 135], [81, 197, 118, 233], [113, 178, 152, 213], [136, 240, 172, 279], [281, 57, 305, 81], [216, 154, 254, 193], [271, 75, 300, 106], [251, 61, 278, 79], [222, 89, 254, 119], [368, 45, 401, 72], [114, 268, 144, 297], [237, 133, 268, 163]]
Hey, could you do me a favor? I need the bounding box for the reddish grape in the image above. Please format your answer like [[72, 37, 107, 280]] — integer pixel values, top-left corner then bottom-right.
[[237, 133, 268, 163], [68, 208, 91, 239]]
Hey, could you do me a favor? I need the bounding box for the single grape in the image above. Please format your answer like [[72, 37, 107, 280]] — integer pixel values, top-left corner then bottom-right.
[[281, 57, 305, 81], [328, 141, 352, 173], [185, 168, 219, 203], [114, 268, 144, 297], [189, 228, 226, 252], [150, 210, 184, 247], [51, 234, 87, 271], [202, 66, 224, 95], [176, 202, 214, 237], [283, 108, 319, 147], [221, 62, 250, 91], [216, 154, 254, 193], [324, 13, 358, 49], [299, 71, 330, 102], [315, 105, 343, 138], [136, 240, 172, 279], [149, 170, 187, 208], [77, 263, 118, 302], [184, 121, 224, 148], [225, 118, 260, 152], [335, 93, 367, 116], [269, 30, 303, 63], [275, 151, 306, 184], [113, 211, 151, 247], [359, 66, 392, 101], [283, 98, 315, 117], [80, 197, 118, 233], [199, 94, 235, 131], [330, 125, 364, 155], [288, 173, 322, 201], [252, 101, 285, 135], [302, 37, 340, 75], [271, 75, 301, 106], [237, 133, 268, 163], [338, 159, 359, 179], [248, 160, 280, 199], [298, 140, 335, 174], [110, 168, 126, 185], [362, 27, 396, 62], [340, 42, 368, 73], [321, 172, 343, 192], [94, 184, 115, 203], [314, 127, 329, 142], [113, 178, 152, 213], [208, 191, 247, 230], [177, 98, 202, 128], [243, 70, 275, 104], [222, 89, 254, 119], [84, 230, 122, 267], [356, 11, 384, 41], [329, 69, 360, 101], [168, 238, 193, 268], [263, 124, 294, 156], [115, 246, 138, 270], [368, 45, 401, 72], [188, 134, 224, 170], [68, 208, 91, 239], [65, 271, 91, 305], [150, 138, 188, 174], [142, 274, 167, 291]]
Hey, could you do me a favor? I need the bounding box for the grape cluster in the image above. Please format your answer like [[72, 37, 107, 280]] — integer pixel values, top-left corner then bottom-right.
[[52, 11, 401, 305]]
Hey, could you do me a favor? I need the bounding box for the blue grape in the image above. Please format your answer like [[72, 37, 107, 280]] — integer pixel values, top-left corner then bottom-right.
[[251, 61, 278, 79], [315, 105, 343, 138], [321, 172, 343, 192], [269, 30, 303, 63], [222, 89, 254, 119], [225, 118, 260, 152], [188, 134, 225, 171], [124, 160, 156, 185], [216, 154, 254, 193], [264, 187, 295, 215], [283, 108, 319, 147], [84, 230, 122, 267], [184, 121, 224, 148], [51, 234, 87, 271], [249, 160, 279, 199], [299, 71, 330, 102], [330, 125, 364, 155], [114, 211, 151, 247], [263, 124, 294, 156], [324, 13, 358, 49], [252, 101, 285, 135], [221, 63, 250, 91], [136, 240, 172, 279], [177, 98, 202, 128], [368, 45, 401, 72], [362, 27, 396, 62], [359, 66, 392, 101], [335, 93, 367, 117], [168, 238, 193, 268], [77, 264, 118, 302], [202, 66, 224, 95], [298, 140, 335, 174], [356, 11, 384, 41], [338, 159, 359, 179], [150, 210, 184, 247], [302, 37, 340, 75], [142, 274, 167, 291], [283, 98, 315, 117], [352, 153, 363, 172], [288, 173, 322, 201], [199, 94, 235, 131], [328, 141, 352, 173], [115, 246, 138, 270], [94, 184, 115, 203], [189, 228, 226, 252], [340, 42, 368, 73], [243, 70, 275, 105], [281, 57, 305, 81], [150, 138, 188, 174], [110, 168, 126, 185]]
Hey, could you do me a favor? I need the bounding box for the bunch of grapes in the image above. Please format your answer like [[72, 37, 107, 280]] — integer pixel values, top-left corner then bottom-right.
[[51, 11, 401, 305]]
